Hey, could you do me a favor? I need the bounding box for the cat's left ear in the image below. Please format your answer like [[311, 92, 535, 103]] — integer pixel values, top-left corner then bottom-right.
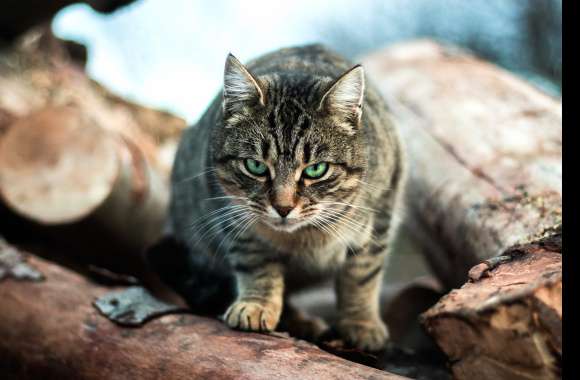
[[319, 65, 365, 127], [223, 53, 266, 116]]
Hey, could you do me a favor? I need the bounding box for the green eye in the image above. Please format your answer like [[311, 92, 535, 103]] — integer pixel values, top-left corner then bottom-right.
[[244, 158, 268, 176], [303, 162, 329, 179]]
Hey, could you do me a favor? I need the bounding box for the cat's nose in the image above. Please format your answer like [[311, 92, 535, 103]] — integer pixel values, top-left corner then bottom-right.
[[273, 205, 294, 218]]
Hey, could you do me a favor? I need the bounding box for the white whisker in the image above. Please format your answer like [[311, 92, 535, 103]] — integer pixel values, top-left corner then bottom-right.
[[178, 168, 219, 184]]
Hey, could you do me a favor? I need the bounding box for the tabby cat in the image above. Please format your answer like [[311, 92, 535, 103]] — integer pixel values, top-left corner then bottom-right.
[[168, 44, 405, 351]]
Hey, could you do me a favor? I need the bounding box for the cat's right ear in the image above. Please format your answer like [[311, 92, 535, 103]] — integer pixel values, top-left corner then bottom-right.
[[223, 53, 265, 116]]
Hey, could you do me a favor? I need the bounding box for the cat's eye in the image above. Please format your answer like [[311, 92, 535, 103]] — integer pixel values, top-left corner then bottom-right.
[[303, 162, 329, 179], [244, 158, 269, 177]]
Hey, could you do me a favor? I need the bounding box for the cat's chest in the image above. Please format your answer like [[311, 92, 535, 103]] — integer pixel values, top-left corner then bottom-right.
[[267, 231, 349, 274], [253, 222, 367, 274], [290, 242, 347, 273]]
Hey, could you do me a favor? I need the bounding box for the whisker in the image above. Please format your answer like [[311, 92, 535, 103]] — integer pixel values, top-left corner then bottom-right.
[[187, 203, 247, 228], [318, 201, 378, 213], [178, 168, 219, 184], [312, 214, 355, 252], [225, 214, 259, 253], [190, 206, 252, 244], [214, 212, 255, 259], [202, 195, 247, 202], [318, 209, 367, 232], [355, 179, 392, 193]]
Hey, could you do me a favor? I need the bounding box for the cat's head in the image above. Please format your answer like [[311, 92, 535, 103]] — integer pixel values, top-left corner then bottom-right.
[[212, 53, 368, 233]]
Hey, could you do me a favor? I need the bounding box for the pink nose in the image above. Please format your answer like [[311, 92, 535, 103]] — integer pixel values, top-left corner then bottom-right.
[[273, 205, 293, 218]]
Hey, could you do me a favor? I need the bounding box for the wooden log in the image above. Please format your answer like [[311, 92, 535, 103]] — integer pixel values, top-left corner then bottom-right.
[[421, 235, 561, 380], [0, 28, 184, 177], [362, 41, 562, 288], [0, 242, 407, 380], [0, 29, 186, 270], [0, 105, 167, 254]]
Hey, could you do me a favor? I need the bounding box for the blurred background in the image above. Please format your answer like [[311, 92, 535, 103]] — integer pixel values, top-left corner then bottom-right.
[[52, 0, 562, 124]]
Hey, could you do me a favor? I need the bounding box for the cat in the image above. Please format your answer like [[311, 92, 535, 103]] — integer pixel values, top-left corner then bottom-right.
[[167, 44, 406, 351]]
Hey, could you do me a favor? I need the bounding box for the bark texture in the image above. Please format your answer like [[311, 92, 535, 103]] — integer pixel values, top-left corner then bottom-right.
[[0, 242, 407, 380], [362, 41, 562, 288], [362, 41, 562, 379], [421, 235, 561, 380]]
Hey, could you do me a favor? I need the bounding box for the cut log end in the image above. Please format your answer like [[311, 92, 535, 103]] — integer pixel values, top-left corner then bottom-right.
[[0, 106, 119, 224]]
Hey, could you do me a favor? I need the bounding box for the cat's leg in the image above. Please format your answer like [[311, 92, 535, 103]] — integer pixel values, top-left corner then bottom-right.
[[278, 299, 329, 342], [223, 254, 284, 332], [335, 242, 389, 351]]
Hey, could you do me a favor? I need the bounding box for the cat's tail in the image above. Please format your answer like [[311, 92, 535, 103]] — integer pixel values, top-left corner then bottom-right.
[[145, 235, 235, 317]]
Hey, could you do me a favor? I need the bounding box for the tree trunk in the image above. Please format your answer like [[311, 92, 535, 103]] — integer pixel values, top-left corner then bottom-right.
[[0, 240, 407, 380], [362, 41, 562, 288]]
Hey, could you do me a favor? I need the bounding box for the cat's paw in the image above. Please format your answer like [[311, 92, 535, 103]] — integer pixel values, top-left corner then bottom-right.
[[337, 318, 389, 351], [280, 307, 329, 342], [223, 301, 280, 332]]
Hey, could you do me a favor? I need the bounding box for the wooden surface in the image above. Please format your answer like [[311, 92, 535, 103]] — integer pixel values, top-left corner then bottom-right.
[[0, 242, 407, 380], [422, 234, 561, 380], [0, 29, 185, 259], [0, 106, 120, 224], [363, 41, 562, 288]]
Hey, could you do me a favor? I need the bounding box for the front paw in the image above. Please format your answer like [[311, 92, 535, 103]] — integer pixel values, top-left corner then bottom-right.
[[223, 300, 281, 332], [337, 318, 389, 351]]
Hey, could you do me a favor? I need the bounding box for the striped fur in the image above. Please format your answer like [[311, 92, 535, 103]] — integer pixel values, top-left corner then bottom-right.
[[169, 44, 406, 351]]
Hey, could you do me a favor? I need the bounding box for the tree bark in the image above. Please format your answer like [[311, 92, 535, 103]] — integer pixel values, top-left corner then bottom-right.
[[362, 41, 562, 379], [0, 241, 407, 380], [362, 41, 562, 288], [421, 235, 561, 380]]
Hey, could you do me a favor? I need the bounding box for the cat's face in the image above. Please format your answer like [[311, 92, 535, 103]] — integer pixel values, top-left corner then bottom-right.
[[213, 54, 367, 233]]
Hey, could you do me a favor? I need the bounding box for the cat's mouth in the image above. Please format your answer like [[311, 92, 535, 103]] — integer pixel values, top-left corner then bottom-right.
[[264, 216, 309, 233]]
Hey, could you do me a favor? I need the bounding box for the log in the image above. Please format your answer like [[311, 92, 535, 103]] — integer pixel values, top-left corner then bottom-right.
[[0, 28, 184, 178], [0, 241, 407, 380], [421, 235, 561, 380], [362, 40, 562, 379], [0, 29, 185, 272], [362, 41, 562, 288], [0, 105, 167, 253]]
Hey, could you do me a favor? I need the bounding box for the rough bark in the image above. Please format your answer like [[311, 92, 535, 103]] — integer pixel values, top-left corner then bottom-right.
[[0, 242, 406, 380], [362, 41, 562, 288], [421, 234, 561, 380]]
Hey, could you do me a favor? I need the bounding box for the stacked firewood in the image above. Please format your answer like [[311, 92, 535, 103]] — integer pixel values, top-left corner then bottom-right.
[[364, 41, 562, 380]]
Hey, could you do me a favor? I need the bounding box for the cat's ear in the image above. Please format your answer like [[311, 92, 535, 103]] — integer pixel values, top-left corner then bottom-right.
[[319, 65, 365, 127], [223, 53, 265, 115]]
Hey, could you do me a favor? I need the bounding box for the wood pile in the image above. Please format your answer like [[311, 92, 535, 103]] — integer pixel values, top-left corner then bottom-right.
[[363, 41, 562, 379], [0, 21, 562, 379]]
